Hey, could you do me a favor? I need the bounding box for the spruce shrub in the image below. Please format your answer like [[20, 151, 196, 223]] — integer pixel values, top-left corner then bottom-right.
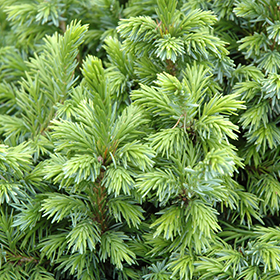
[[1, 0, 280, 279]]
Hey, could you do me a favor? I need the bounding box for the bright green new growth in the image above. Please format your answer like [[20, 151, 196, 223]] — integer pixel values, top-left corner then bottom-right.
[[1, 0, 280, 279]]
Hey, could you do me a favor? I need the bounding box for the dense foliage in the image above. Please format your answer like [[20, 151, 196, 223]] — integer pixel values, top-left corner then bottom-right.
[[1, 0, 280, 279]]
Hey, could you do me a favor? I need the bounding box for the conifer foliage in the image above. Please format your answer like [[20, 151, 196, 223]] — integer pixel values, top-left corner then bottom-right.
[[1, 0, 280, 279]]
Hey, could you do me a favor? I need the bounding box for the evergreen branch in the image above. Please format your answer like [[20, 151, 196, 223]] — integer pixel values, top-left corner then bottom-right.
[[67, 219, 101, 254], [40, 193, 89, 223], [108, 196, 144, 228], [99, 231, 136, 270], [103, 166, 135, 196]]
